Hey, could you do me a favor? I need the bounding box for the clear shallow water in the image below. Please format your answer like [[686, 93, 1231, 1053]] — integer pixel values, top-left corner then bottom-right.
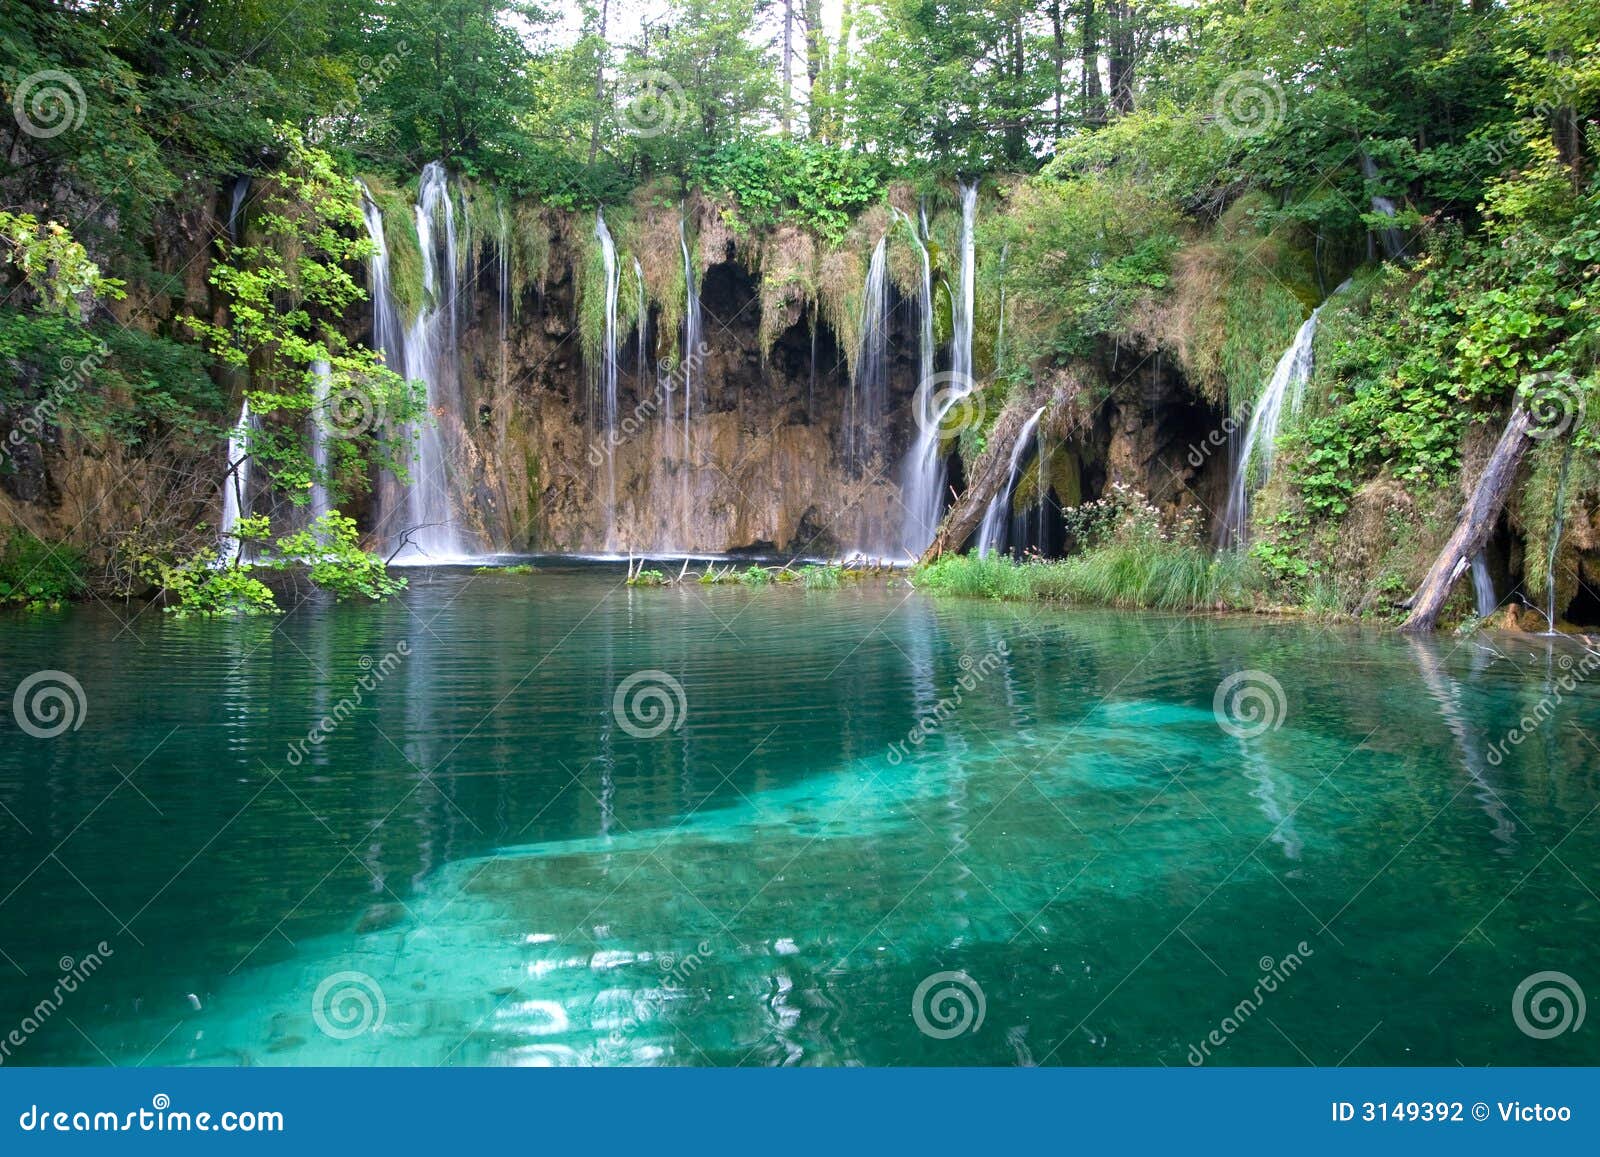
[[0, 568, 1596, 1067]]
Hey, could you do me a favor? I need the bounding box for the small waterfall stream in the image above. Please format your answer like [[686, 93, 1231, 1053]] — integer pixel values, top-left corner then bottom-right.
[[1545, 440, 1576, 633], [309, 358, 332, 521], [976, 406, 1046, 558], [900, 181, 978, 558], [594, 211, 621, 542], [679, 218, 701, 467], [226, 176, 250, 243], [1470, 553, 1497, 618], [849, 233, 891, 472], [357, 163, 469, 561], [218, 400, 255, 558], [1222, 284, 1347, 544]]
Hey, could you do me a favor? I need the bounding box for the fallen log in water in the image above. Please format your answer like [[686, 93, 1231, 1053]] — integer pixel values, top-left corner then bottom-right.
[[1400, 405, 1533, 633], [919, 393, 1050, 565]]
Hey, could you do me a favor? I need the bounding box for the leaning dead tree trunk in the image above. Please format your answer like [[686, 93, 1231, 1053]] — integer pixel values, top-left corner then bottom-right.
[[1400, 405, 1533, 633], [919, 396, 1046, 565]]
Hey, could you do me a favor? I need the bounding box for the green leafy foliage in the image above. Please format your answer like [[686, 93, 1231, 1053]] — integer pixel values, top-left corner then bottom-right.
[[0, 531, 87, 610]]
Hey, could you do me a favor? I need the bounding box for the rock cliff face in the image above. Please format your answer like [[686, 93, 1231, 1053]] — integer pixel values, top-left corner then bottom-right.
[[427, 234, 922, 558], [0, 185, 1272, 565]]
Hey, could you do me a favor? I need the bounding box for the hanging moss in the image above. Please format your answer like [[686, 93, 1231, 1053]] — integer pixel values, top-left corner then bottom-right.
[[507, 199, 551, 310], [620, 185, 688, 365], [360, 175, 425, 325], [756, 224, 817, 356], [1156, 194, 1317, 408]]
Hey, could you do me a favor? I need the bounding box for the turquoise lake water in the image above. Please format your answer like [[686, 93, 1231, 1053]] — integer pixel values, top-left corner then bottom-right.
[[0, 566, 1596, 1066]]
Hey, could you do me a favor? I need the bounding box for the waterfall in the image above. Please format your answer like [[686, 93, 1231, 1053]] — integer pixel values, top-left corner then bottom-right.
[[226, 176, 250, 243], [360, 162, 467, 561], [218, 400, 255, 559], [976, 407, 1046, 558], [679, 218, 701, 466], [633, 257, 647, 390], [309, 359, 332, 522], [594, 210, 620, 542], [1471, 552, 1497, 618], [849, 233, 891, 472], [900, 181, 978, 558], [1545, 441, 1575, 633], [1360, 154, 1406, 260], [1222, 284, 1347, 545]]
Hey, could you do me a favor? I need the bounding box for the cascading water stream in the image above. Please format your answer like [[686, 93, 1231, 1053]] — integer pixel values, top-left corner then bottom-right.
[[1471, 553, 1497, 618], [849, 233, 891, 472], [1544, 440, 1575, 633], [900, 182, 978, 558], [1222, 282, 1348, 545], [976, 407, 1046, 558], [633, 257, 647, 391], [679, 218, 701, 467], [226, 176, 250, 244], [309, 359, 332, 522], [359, 162, 468, 561], [1360, 154, 1406, 260], [594, 210, 621, 544], [218, 400, 255, 560]]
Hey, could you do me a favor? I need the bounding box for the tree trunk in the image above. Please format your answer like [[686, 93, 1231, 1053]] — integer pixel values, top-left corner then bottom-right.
[[919, 397, 1047, 564], [587, 0, 611, 165], [781, 0, 794, 136], [1400, 405, 1533, 633], [803, 0, 825, 137], [1080, 0, 1104, 126], [1051, 0, 1065, 139]]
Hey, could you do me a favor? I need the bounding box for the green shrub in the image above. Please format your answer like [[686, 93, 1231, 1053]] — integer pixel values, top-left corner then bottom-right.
[[0, 530, 88, 610], [800, 564, 843, 590]]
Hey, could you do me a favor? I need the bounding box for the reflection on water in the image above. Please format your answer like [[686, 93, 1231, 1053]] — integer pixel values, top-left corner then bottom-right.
[[0, 567, 1597, 1066]]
